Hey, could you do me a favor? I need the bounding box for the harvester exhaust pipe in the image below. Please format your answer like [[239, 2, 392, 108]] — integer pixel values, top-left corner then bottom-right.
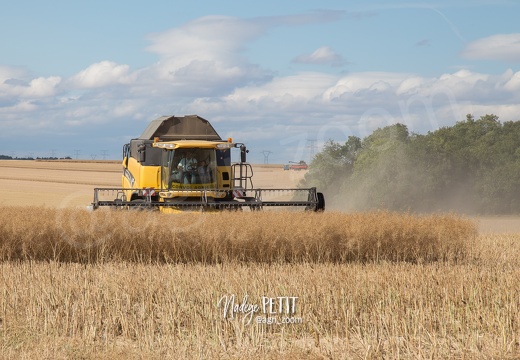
[[240, 144, 248, 163], [138, 144, 146, 163]]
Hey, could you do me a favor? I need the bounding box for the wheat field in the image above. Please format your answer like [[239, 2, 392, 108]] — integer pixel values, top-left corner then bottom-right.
[[0, 207, 475, 264], [0, 160, 519, 359]]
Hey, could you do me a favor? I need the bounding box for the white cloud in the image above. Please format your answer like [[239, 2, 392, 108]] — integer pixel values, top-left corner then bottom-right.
[[141, 13, 345, 95], [504, 70, 520, 91], [183, 67, 520, 149], [112, 100, 147, 118], [68, 61, 131, 88], [0, 100, 38, 113], [323, 72, 410, 100], [0, 65, 30, 83], [293, 46, 346, 66], [138, 15, 275, 97], [421, 69, 489, 99], [0, 74, 61, 99], [146, 15, 263, 59], [227, 72, 337, 102], [461, 33, 520, 62], [396, 76, 427, 95], [25, 76, 62, 97]]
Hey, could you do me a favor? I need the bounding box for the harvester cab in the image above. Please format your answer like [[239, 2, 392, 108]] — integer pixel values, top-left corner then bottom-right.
[[92, 115, 325, 212]]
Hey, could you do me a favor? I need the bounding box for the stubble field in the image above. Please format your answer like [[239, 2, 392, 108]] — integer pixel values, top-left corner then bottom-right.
[[0, 160, 519, 359]]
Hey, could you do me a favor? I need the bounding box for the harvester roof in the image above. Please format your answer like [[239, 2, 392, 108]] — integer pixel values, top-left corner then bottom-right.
[[139, 115, 222, 141]]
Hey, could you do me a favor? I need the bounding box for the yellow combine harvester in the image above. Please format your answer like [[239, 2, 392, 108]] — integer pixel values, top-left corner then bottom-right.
[[92, 115, 325, 212]]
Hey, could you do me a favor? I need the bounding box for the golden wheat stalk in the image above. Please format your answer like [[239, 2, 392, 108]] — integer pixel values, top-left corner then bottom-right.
[[0, 207, 476, 263]]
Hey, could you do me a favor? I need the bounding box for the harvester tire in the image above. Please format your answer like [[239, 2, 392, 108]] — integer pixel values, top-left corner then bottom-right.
[[130, 198, 146, 211], [316, 192, 325, 212], [112, 198, 123, 210]]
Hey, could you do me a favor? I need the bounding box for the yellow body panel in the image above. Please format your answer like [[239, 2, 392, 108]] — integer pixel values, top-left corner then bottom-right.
[[122, 156, 161, 201], [216, 165, 232, 189]]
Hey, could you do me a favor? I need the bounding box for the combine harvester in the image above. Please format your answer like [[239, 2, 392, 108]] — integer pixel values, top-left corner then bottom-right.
[[92, 115, 325, 212]]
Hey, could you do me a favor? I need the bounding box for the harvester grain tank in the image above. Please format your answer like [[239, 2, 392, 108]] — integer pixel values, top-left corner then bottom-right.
[[92, 115, 325, 212]]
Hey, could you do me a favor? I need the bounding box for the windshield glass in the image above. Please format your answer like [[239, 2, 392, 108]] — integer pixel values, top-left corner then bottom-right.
[[168, 148, 217, 188]]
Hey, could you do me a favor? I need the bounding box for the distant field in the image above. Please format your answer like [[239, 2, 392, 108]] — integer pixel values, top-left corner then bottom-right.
[[0, 160, 305, 207]]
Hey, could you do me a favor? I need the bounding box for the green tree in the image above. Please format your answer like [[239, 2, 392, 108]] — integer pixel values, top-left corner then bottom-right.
[[341, 124, 416, 210], [302, 136, 361, 192], [306, 114, 520, 214]]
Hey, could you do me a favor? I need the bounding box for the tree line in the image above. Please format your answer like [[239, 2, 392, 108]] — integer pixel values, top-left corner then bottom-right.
[[302, 114, 520, 214], [0, 155, 72, 160]]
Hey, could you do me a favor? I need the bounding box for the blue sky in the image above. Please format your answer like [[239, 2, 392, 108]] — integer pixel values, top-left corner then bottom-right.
[[1, 0, 520, 163]]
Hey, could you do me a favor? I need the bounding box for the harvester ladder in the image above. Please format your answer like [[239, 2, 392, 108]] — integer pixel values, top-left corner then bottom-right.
[[231, 163, 254, 190]]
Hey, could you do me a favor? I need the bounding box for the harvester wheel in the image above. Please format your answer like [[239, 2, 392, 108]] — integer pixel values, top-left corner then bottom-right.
[[130, 198, 146, 211], [112, 198, 123, 210], [316, 192, 325, 212]]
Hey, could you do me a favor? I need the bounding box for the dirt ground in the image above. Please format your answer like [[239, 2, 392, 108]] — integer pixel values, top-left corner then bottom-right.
[[472, 216, 520, 234], [0, 160, 306, 208]]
